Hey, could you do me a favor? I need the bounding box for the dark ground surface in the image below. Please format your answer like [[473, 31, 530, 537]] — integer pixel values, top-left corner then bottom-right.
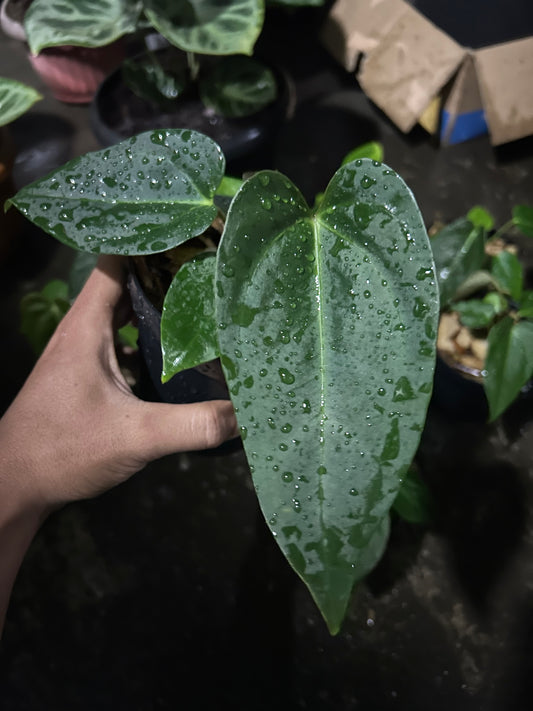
[[2, 5, 533, 710]]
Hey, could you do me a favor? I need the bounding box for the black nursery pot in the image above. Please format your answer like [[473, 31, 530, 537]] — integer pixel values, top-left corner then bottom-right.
[[127, 269, 229, 406], [89, 47, 292, 169], [431, 354, 489, 422]]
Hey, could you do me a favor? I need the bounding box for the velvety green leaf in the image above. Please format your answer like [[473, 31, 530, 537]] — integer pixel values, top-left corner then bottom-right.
[[430, 218, 486, 306], [24, 0, 142, 54], [518, 290, 533, 319], [342, 142, 384, 166], [144, 0, 264, 56], [161, 252, 219, 382], [122, 54, 189, 107], [20, 280, 70, 355], [453, 299, 499, 329], [513, 204, 533, 238], [484, 317, 533, 421], [216, 161, 439, 633], [466, 205, 494, 231], [491, 250, 523, 302], [0, 78, 42, 127], [199, 56, 277, 118], [392, 465, 433, 524], [8, 129, 225, 256]]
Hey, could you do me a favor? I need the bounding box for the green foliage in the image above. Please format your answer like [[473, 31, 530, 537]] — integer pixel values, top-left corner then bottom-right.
[[0, 77, 42, 127], [199, 56, 278, 117], [9, 129, 438, 635], [20, 279, 70, 355], [392, 465, 433, 525], [431, 206, 533, 420]]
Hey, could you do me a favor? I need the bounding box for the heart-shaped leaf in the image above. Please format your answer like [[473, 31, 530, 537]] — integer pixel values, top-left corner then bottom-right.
[[513, 204, 533, 238], [491, 250, 523, 302], [161, 252, 219, 382], [430, 218, 486, 306], [485, 317, 533, 421], [0, 77, 42, 127], [216, 161, 439, 633], [7, 129, 225, 255], [199, 56, 277, 118], [24, 0, 142, 54], [144, 0, 264, 56]]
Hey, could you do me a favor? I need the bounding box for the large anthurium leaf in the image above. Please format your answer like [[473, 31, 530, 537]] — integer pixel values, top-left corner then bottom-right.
[[7, 130, 225, 256], [144, 0, 264, 56], [24, 0, 142, 55], [0, 78, 42, 127], [484, 316, 533, 421], [161, 252, 219, 382], [216, 161, 439, 633], [430, 218, 486, 307]]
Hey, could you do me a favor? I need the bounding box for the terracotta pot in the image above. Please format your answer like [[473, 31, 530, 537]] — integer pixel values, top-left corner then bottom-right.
[[28, 41, 126, 104]]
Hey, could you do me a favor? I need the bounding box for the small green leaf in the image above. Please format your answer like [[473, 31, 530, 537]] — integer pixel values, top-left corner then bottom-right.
[[341, 142, 384, 165], [199, 56, 277, 118], [453, 298, 499, 329], [20, 280, 70, 355], [491, 250, 523, 302], [392, 465, 433, 524], [484, 316, 533, 421], [518, 290, 533, 319], [24, 0, 142, 54], [161, 253, 219, 382], [512, 205, 533, 238], [118, 322, 139, 349], [0, 78, 42, 127], [452, 270, 496, 300], [143, 0, 264, 56], [430, 219, 486, 306], [466, 205, 494, 231], [8, 129, 225, 256], [122, 54, 189, 107]]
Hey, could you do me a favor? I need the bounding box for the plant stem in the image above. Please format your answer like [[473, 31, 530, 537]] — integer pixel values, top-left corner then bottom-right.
[[187, 52, 200, 81], [488, 218, 514, 244]]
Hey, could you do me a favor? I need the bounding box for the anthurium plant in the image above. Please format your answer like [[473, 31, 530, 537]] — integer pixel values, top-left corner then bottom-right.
[[432, 205, 533, 421], [0, 76, 41, 128], [23, 0, 323, 118], [6, 128, 439, 634]]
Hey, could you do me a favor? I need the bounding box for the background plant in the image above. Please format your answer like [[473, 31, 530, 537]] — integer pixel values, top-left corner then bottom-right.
[[432, 204, 533, 420], [0, 76, 41, 127], [7, 128, 439, 634]]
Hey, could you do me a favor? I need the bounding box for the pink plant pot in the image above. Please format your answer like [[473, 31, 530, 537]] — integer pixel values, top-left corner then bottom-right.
[[28, 42, 126, 104]]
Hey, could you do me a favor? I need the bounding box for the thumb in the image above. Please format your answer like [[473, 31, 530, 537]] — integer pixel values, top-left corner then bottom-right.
[[131, 399, 240, 461]]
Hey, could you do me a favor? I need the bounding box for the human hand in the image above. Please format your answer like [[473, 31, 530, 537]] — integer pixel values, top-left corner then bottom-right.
[[0, 255, 239, 511]]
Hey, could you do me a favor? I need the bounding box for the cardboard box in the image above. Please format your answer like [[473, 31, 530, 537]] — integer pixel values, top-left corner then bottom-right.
[[321, 0, 533, 146]]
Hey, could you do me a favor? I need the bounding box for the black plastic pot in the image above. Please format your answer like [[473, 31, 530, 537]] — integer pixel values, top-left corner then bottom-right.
[[89, 47, 293, 169], [431, 353, 489, 422], [127, 269, 229, 406]]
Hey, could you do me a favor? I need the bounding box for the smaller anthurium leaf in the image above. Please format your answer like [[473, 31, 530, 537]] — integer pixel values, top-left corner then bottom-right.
[[118, 323, 139, 349], [20, 280, 70, 355], [24, 0, 142, 54], [0, 78, 42, 127], [453, 270, 496, 301], [453, 299, 499, 329], [512, 205, 533, 238], [483, 291, 508, 314], [466, 205, 495, 231], [392, 465, 433, 525], [161, 252, 219, 382], [484, 316, 533, 421], [518, 290, 533, 319], [341, 141, 384, 165], [7, 129, 225, 256], [199, 56, 277, 118], [491, 250, 523, 302], [430, 218, 486, 306], [144, 0, 264, 56]]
